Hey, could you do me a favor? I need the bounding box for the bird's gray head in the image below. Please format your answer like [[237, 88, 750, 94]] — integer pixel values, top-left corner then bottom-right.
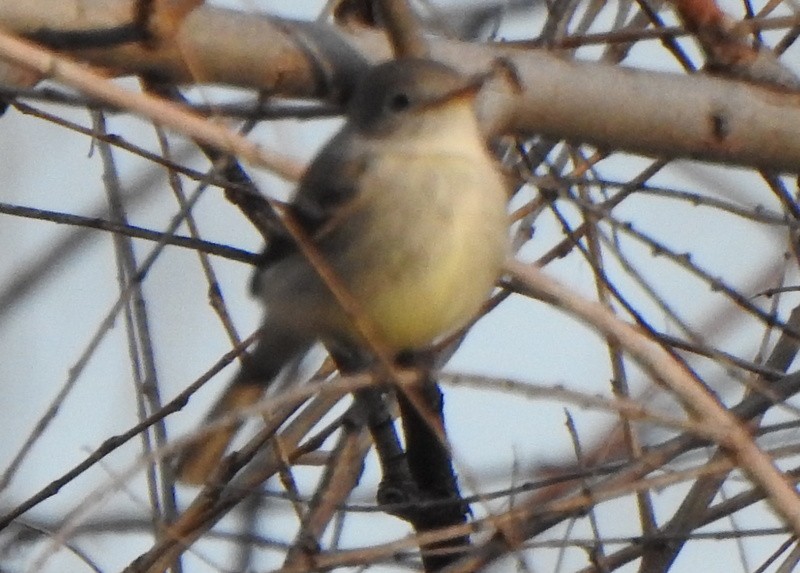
[[348, 58, 479, 138]]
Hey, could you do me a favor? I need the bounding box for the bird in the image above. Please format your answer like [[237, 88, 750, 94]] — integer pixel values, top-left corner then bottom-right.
[[176, 57, 509, 485]]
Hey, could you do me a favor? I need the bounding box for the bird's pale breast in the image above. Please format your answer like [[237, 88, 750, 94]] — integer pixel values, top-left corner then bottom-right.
[[325, 149, 508, 349]]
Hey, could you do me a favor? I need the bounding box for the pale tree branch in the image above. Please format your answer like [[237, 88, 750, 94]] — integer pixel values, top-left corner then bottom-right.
[[0, 1, 799, 175], [501, 260, 800, 553]]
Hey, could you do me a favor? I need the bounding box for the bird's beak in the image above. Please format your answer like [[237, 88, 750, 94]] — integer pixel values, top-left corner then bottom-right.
[[421, 72, 490, 110]]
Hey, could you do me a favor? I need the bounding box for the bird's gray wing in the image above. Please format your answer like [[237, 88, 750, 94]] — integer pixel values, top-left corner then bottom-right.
[[177, 132, 371, 485], [251, 128, 367, 294]]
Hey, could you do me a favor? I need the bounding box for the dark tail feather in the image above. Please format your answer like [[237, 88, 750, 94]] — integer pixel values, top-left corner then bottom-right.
[[176, 328, 312, 485]]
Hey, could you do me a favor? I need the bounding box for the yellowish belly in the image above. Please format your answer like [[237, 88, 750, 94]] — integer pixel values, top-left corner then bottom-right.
[[328, 152, 508, 349]]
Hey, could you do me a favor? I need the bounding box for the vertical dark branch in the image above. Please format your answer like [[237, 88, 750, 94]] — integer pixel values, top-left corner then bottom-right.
[[334, 345, 470, 571], [396, 351, 471, 571]]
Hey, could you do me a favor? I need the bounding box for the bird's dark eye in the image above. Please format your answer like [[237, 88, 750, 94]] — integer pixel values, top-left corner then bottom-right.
[[388, 92, 411, 111]]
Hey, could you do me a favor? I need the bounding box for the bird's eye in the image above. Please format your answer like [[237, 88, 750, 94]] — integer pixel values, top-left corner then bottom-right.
[[387, 92, 411, 111]]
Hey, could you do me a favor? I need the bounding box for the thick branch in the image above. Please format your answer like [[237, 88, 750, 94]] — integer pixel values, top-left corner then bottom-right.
[[2, 2, 800, 173]]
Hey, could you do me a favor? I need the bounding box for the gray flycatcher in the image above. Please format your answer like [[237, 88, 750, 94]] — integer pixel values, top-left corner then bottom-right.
[[176, 57, 509, 484]]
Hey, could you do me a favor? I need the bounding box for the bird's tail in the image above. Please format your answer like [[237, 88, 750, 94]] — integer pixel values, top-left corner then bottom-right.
[[175, 329, 312, 485]]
